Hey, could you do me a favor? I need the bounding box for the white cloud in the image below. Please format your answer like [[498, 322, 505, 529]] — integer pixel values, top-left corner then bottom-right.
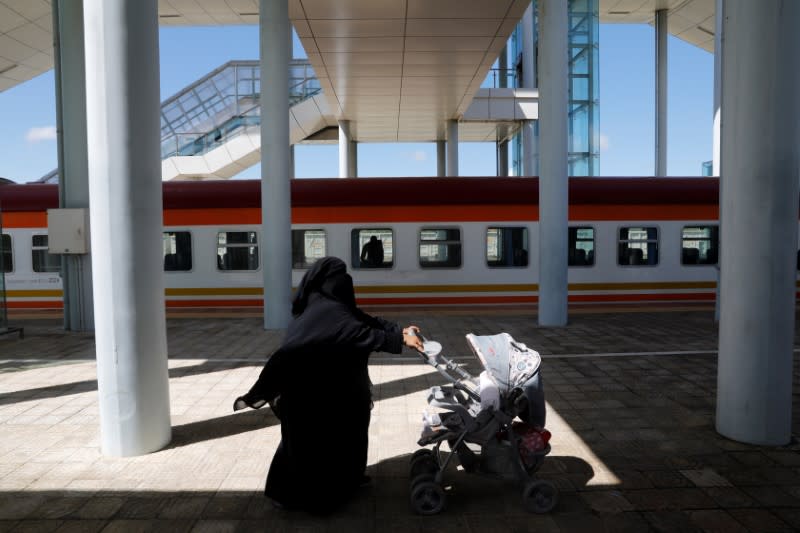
[[25, 126, 57, 143], [599, 133, 610, 152], [410, 150, 426, 162]]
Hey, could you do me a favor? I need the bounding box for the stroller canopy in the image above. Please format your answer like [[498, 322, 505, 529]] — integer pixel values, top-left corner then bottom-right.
[[466, 333, 541, 393]]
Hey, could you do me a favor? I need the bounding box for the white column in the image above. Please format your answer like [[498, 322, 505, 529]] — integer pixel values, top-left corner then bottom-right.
[[522, 3, 538, 176], [712, 0, 722, 176], [52, 0, 93, 332], [713, 0, 723, 322], [289, 145, 295, 179], [447, 120, 459, 176], [522, 122, 537, 176], [260, 0, 292, 329], [655, 9, 668, 176], [83, 0, 170, 456], [537, 0, 569, 327], [497, 42, 511, 173], [436, 140, 446, 177], [349, 137, 358, 178], [497, 139, 509, 177], [338, 120, 352, 178], [716, 0, 800, 446]]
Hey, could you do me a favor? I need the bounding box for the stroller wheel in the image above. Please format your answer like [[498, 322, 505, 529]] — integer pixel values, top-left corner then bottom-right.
[[411, 449, 434, 462], [522, 480, 558, 514], [410, 480, 446, 515], [409, 472, 435, 489], [410, 454, 438, 479]]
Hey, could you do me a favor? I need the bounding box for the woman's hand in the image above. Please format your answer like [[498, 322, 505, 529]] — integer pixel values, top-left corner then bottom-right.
[[402, 325, 424, 351]]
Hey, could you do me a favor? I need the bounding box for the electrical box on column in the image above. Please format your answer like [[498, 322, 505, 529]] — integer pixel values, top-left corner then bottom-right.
[[47, 208, 90, 254]]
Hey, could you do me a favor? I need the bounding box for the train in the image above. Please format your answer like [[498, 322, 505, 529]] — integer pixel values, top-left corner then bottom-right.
[[0, 176, 792, 311]]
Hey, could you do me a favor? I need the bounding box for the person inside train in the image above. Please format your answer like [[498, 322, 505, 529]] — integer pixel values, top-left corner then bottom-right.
[[233, 256, 423, 514], [360, 235, 384, 267]]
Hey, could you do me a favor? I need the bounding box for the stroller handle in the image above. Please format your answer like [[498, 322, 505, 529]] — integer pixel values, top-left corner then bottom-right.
[[412, 330, 480, 401]]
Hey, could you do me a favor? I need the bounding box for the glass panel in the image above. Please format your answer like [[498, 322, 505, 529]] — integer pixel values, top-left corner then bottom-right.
[[618, 226, 659, 266], [1, 234, 11, 273], [351, 228, 393, 269], [681, 226, 719, 265], [568, 226, 595, 266], [217, 231, 258, 271], [31, 235, 60, 273], [487, 227, 529, 267], [292, 229, 326, 269], [163, 231, 193, 271], [419, 228, 462, 268], [0, 217, 6, 330]]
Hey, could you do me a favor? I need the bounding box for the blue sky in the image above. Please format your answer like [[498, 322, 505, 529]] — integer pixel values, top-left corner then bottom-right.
[[0, 23, 713, 183]]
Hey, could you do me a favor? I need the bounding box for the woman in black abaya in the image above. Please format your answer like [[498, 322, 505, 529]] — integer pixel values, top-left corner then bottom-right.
[[234, 257, 423, 513]]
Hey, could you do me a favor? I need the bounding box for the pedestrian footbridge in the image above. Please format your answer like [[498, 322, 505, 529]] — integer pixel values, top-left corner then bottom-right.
[[39, 59, 538, 183]]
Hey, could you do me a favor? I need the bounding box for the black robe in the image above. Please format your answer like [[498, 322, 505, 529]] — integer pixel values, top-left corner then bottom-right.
[[237, 258, 403, 513]]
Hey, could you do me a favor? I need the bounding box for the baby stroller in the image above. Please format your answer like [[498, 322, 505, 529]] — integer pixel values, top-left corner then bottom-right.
[[409, 332, 558, 515]]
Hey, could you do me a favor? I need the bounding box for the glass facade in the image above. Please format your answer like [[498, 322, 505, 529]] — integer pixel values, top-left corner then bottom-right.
[[512, 0, 600, 176]]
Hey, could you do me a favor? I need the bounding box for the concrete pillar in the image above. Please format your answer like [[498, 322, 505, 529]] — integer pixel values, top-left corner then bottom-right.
[[52, 0, 94, 332], [522, 3, 538, 176], [655, 9, 668, 176], [260, 0, 292, 330], [436, 140, 446, 177], [495, 42, 509, 176], [349, 138, 358, 178], [712, 0, 722, 177], [713, 0, 723, 322], [338, 120, 352, 178], [716, 0, 800, 446], [289, 145, 295, 179], [447, 120, 459, 176], [522, 122, 537, 176], [537, 0, 569, 327], [83, 0, 170, 456], [497, 139, 509, 177]]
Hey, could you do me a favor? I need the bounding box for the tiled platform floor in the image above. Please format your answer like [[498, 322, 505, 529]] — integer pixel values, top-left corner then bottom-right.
[[1, 307, 799, 532]]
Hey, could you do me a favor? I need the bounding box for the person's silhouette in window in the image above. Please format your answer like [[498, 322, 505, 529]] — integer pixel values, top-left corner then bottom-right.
[[360, 236, 384, 268]]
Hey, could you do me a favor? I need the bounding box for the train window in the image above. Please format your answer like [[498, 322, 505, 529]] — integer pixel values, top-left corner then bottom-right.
[[681, 226, 718, 265], [163, 231, 193, 271], [351, 228, 393, 269], [1, 234, 11, 273], [292, 229, 326, 269], [217, 231, 258, 271], [32, 235, 60, 273], [618, 227, 659, 266], [419, 228, 461, 268], [568, 227, 595, 267], [486, 227, 528, 267]]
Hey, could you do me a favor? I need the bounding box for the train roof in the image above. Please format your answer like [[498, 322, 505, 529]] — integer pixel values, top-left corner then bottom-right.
[[0, 177, 721, 212]]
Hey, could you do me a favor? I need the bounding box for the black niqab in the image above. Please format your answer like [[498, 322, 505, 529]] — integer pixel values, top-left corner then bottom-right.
[[292, 256, 355, 315], [237, 256, 403, 514]]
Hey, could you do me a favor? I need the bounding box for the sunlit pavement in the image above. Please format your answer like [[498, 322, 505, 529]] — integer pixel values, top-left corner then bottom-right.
[[1, 308, 799, 532]]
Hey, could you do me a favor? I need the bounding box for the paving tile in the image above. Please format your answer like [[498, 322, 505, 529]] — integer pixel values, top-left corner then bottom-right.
[[726, 508, 795, 532], [52, 520, 107, 533], [10, 520, 63, 532], [688, 509, 748, 533]]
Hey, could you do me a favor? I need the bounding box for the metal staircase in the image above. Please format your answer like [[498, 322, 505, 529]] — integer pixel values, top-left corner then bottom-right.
[[39, 59, 325, 183], [159, 59, 320, 160]]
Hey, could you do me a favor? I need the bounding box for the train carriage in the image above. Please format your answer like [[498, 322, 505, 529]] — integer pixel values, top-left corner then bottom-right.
[[0, 176, 779, 311]]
